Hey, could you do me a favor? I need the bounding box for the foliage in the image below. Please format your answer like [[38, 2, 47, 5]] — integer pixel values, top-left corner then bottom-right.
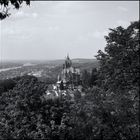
[[0, 75, 73, 139], [0, 0, 30, 20], [67, 21, 139, 140], [67, 85, 139, 140], [96, 21, 139, 91], [81, 70, 91, 88], [73, 90, 81, 101], [90, 68, 98, 86], [94, 21, 140, 139], [81, 68, 98, 88], [0, 79, 16, 94]]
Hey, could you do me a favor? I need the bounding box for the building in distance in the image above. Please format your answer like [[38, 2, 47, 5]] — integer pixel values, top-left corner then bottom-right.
[[57, 54, 82, 90]]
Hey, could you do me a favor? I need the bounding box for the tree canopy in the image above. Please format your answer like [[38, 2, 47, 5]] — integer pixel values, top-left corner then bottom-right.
[[96, 21, 139, 92], [0, 0, 30, 20]]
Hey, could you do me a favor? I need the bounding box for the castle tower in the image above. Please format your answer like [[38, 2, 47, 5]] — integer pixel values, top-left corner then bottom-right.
[[65, 54, 72, 68], [57, 54, 81, 90]]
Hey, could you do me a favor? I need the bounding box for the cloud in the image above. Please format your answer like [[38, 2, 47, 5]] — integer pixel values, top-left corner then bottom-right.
[[13, 11, 38, 19], [2, 28, 21, 36], [117, 6, 128, 12], [2, 26, 32, 40]]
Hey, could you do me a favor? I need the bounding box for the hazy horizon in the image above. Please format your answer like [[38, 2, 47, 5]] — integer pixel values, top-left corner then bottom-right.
[[1, 57, 97, 62], [0, 1, 139, 61]]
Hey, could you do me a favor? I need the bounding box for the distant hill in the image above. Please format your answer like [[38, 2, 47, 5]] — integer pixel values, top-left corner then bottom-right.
[[72, 58, 97, 63], [2, 58, 98, 65], [43, 58, 98, 65], [50, 58, 99, 74], [72, 59, 99, 71]]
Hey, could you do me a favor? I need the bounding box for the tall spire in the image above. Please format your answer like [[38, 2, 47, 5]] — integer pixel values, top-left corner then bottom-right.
[[65, 53, 72, 68], [67, 53, 69, 60]]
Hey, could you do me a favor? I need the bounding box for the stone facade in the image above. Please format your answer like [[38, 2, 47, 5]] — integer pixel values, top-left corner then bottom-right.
[[57, 55, 81, 90]]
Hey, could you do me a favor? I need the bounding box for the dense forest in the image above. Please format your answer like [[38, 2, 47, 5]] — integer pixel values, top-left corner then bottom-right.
[[0, 21, 139, 140]]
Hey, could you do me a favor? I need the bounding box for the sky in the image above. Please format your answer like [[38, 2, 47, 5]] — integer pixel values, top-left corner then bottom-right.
[[0, 1, 139, 60]]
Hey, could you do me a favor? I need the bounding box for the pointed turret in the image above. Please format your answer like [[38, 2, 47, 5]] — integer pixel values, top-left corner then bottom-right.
[[65, 53, 72, 68]]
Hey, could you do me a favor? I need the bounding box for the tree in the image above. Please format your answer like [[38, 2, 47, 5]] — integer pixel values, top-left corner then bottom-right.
[[94, 21, 139, 140], [90, 68, 98, 86], [0, 75, 72, 139], [96, 21, 139, 91], [0, 0, 30, 20], [81, 70, 91, 88], [0, 79, 16, 94]]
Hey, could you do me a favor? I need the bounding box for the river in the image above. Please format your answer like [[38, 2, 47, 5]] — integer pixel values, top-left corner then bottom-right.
[[0, 63, 35, 73]]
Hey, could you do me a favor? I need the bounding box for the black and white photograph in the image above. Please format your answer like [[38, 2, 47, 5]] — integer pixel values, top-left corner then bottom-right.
[[0, 0, 139, 139]]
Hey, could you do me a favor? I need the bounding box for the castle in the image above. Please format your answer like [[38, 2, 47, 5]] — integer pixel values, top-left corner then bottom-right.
[[57, 55, 81, 90], [44, 55, 83, 100]]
